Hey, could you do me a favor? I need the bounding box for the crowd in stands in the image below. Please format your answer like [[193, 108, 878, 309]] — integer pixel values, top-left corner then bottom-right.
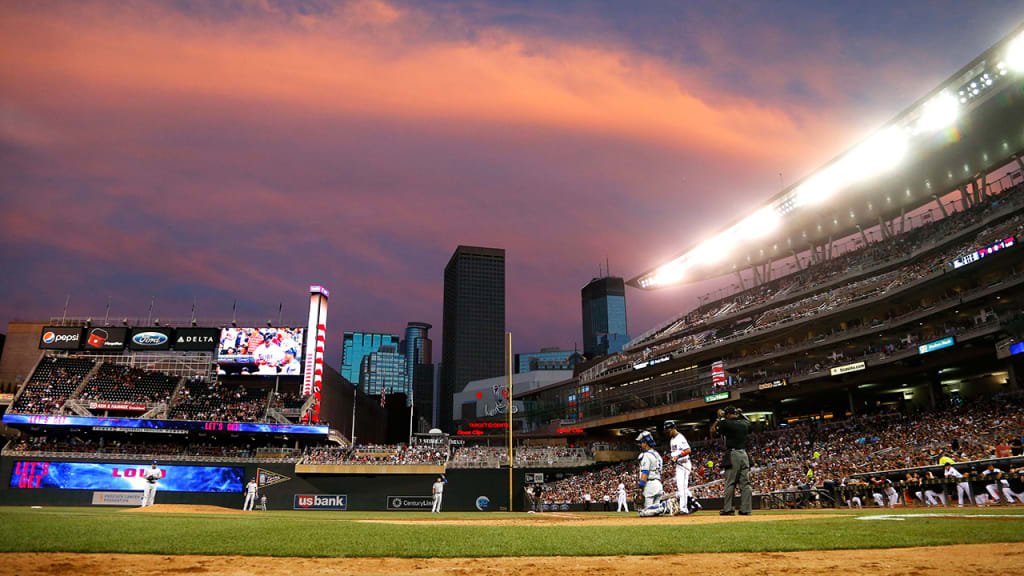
[[448, 446, 508, 468], [8, 357, 94, 414], [79, 364, 178, 406], [301, 444, 447, 465], [583, 203, 1024, 386], [514, 446, 593, 467], [4, 435, 302, 462], [270, 391, 307, 411], [540, 395, 1024, 504], [627, 179, 1024, 354], [169, 377, 268, 422]]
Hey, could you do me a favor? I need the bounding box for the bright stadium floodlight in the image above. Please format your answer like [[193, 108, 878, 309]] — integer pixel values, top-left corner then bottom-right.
[[844, 127, 907, 178], [651, 259, 687, 286], [917, 92, 959, 132], [695, 237, 727, 264], [795, 162, 845, 206], [1008, 33, 1024, 71], [739, 207, 780, 239]]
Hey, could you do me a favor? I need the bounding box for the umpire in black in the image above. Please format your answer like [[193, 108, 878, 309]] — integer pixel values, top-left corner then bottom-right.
[[711, 405, 752, 515]]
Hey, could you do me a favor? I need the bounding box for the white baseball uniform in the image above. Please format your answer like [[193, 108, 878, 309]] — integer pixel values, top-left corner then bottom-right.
[[432, 478, 446, 513], [982, 469, 1003, 503], [637, 449, 670, 517], [945, 466, 971, 506], [142, 467, 160, 507], [243, 480, 258, 511], [669, 431, 692, 513], [617, 482, 629, 512], [253, 342, 285, 374]]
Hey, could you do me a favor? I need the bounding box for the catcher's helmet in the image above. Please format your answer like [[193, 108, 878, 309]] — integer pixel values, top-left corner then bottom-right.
[[635, 431, 656, 447]]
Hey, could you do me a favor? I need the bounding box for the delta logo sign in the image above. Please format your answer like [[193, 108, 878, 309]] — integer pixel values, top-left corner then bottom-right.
[[293, 494, 347, 510]]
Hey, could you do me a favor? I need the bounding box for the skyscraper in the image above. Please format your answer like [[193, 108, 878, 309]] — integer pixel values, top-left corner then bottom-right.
[[581, 276, 629, 358], [404, 322, 433, 429], [440, 245, 505, 430], [358, 344, 408, 397], [341, 332, 400, 384]]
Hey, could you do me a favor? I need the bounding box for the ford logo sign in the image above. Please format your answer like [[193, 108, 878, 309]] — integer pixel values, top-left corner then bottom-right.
[[132, 332, 168, 346]]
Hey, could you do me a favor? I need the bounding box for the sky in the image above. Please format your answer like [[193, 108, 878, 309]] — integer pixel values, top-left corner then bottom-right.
[[1, 0, 1022, 366]]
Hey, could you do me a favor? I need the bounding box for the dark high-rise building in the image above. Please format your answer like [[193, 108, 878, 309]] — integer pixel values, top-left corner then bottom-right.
[[440, 245, 505, 430], [404, 322, 433, 431], [582, 276, 629, 358]]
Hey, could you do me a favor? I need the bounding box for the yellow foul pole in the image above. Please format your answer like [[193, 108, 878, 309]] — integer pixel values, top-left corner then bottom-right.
[[507, 331, 513, 512]]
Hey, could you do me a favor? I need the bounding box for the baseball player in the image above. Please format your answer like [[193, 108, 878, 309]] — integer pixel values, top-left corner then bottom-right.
[[922, 471, 947, 507], [243, 478, 258, 511], [281, 349, 302, 375], [616, 481, 629, 512], [883, 479, 899, 508], [665, 421, 692, 515], [141, 462, 160, 507], [253, 332, 285, 375], [869, 477, 886, 507], [982, 464, 1005, 504], [944, 463, 971, 507], [636, 431, 677, 517], [431, 474, 447, 513], [260, 494, 268, 512]]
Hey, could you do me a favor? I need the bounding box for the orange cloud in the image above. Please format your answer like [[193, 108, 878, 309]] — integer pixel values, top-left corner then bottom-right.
[[0, 1, 833, 170]]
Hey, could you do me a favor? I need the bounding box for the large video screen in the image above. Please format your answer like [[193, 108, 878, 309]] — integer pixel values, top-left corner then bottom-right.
[[218, 327, 304, 376], [2, 414, 329, 435], [10, 461, 243, 492]]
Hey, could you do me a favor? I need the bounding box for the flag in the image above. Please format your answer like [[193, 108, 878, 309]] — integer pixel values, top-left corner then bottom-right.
[[380, 385, 386, 408]]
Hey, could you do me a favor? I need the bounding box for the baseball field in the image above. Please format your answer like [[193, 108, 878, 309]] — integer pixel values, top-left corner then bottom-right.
[[2, 505, 1023, 575]]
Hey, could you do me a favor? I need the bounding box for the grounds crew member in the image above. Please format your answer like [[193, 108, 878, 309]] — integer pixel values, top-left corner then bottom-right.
[[635, 431, 677, 517], [141, 461, 160, 507], [711, 405, 752, 515], [431, 474, 447, 513]]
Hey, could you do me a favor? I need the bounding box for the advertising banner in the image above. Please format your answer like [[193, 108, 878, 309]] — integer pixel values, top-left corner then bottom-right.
[[88, 402, 147, 412], [758, 379, 788, 390], [2, 414, 329, 435], [293, 494, 347, 510], [173, 328, 220, 351], [129, 327, 175, 351], [830, 362, 866, 376], [92, 491, 143, 506], [386, 495, 433, 511], [39, 326, 83, 350], [83, 327, 129, 351], [10, 461, 244, 492], [918, 337, 955, 355], [704, 392, 730, 403]]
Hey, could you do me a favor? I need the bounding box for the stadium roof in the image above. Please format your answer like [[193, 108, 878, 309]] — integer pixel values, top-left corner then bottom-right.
[[629, 23, 1024, 290]]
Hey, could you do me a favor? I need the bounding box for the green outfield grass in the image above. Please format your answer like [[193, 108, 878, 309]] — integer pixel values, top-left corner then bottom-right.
[[1, 507, 1022, 557]]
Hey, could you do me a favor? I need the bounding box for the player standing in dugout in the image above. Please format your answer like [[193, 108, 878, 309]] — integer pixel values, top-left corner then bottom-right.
[[711, 405, 752, 516]]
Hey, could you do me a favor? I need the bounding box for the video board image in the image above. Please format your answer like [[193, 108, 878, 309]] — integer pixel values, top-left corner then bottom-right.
[[10, 461, 243, 492], [218, 327, 304, 376]]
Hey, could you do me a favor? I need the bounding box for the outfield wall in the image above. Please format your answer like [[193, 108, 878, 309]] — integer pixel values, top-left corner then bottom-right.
[[0, 457, 512, 512]]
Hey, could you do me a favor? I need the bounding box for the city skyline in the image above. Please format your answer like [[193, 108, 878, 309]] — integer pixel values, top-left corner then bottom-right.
[[2, 1, 1024, 358]]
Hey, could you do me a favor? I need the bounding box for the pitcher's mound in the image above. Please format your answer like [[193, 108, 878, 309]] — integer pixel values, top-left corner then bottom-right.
[[122, 504, 246, 515]]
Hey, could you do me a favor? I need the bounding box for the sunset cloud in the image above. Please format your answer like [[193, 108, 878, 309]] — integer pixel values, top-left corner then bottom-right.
[[0, 0, 1016, 355]]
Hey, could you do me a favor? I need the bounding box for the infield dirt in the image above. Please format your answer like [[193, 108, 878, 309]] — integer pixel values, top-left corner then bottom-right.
[[4, 543, 1022, 576]]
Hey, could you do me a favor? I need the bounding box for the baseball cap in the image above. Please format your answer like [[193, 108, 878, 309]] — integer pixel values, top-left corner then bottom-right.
[[663, 421, 676, 430], [724, 405, 739, 415]]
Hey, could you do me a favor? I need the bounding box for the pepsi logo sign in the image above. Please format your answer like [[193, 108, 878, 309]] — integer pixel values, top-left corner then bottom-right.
[[132, 332, 168, 346], [42, 332, 56, 343]]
